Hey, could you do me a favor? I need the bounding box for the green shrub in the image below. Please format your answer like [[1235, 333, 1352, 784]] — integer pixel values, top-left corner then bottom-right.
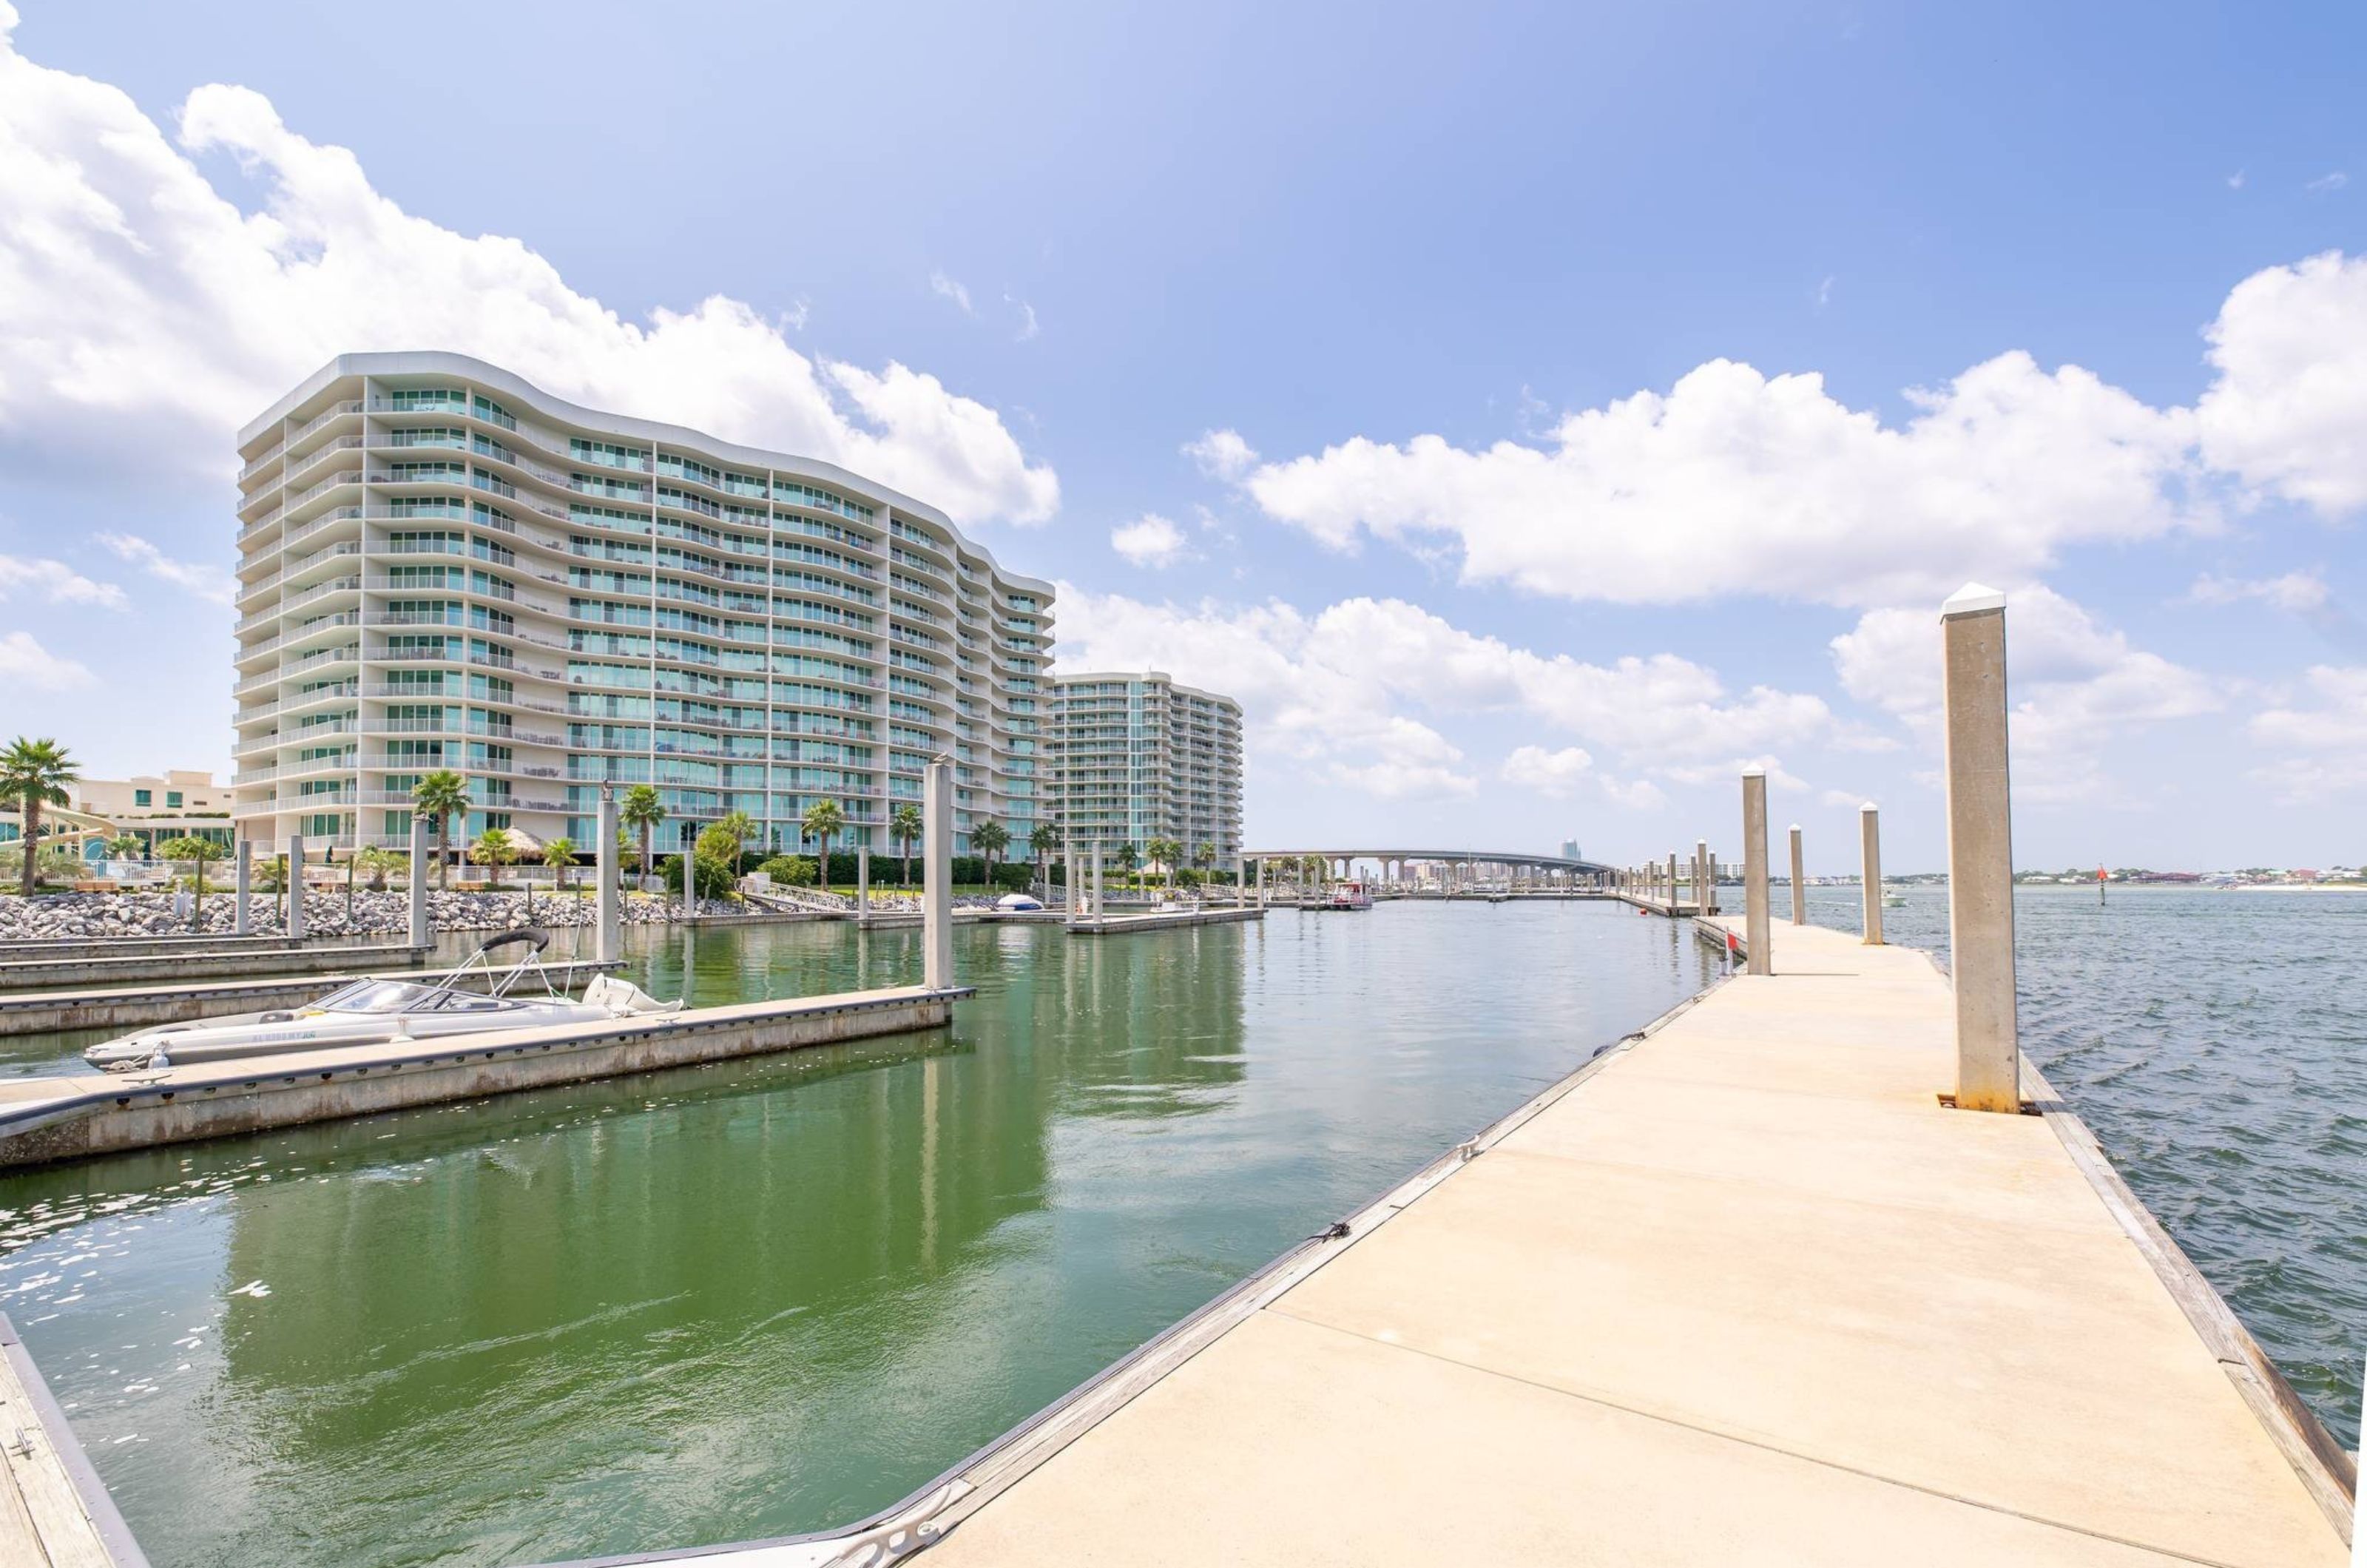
[[661, 853, 737, 899], [758, 854, 816, 887]]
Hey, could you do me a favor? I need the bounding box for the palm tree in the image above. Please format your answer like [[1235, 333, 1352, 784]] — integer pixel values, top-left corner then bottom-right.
[[891, 802, 923, 888], [356, 845, 405, 891], [1197, 842, 1217, 881], [542, 836, 577, 896], [621, 785, 666, 888], [0, 737, 78, 896], [712, 810, 757, 873], [410, 771, 470, 889], [1147, 836, 1182, 895], [470, 826, 518, 890], [801, 798, 845, 889], [1030, 822, 1059, 895], [104, 833, 145, 861], [1114, 841, 1141, 893], [972, 819, 1010, 889]]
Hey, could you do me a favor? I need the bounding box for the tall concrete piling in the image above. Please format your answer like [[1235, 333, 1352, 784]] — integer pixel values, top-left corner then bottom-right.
[[594, 792, 618, 964], [286, 834, 306, 942], [1695, 839, 1710, 916], [408, 817, 431, 949], [234, 840, 253, 936], [1091, 842, 1105, 919], [1064, 842, 1078, 919], [1860, 802, 1883, 946], [1789, 824, 1807, 925], [1942, 584, 2020, 1112], [1741, 769, 1771, 975], [857, 846, 871, 913], [922, 760, 953, 990], [1666, 853, 1679, 911]]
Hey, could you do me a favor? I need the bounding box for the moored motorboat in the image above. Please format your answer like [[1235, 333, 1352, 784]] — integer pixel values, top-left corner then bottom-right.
[[84, 932, 678, 1072], [1320, 880, 1375, 910]]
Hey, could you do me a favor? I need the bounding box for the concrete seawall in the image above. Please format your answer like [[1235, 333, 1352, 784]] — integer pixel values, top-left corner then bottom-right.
[[0, 985, 965, 1172]]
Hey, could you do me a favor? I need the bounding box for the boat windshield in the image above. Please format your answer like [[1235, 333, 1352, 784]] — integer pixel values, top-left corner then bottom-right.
[[315, 980, 521, 1015], [316, 980, 442, 1013]]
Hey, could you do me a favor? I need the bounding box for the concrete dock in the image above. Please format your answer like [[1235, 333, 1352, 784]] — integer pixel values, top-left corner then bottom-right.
[[0, 984, 966, 1171], [1064, 906, 1264, 936], [0, 959, 621, 1038], [0, 1314, 145, 1567], [0, 942, 429, 991], [790, 921, 2349, 1567]]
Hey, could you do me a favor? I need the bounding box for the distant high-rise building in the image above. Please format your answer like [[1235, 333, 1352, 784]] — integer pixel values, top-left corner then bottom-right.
[[1050, 672, 1243, 872], [1561, 838, 1581, 860], [232, 353, 1053, 861]]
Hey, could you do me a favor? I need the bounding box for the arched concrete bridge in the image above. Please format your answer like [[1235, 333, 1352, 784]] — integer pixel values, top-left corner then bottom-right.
[[1245, 848, 1615, 890]]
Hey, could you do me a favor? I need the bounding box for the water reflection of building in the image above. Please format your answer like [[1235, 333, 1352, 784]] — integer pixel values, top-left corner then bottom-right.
[[200, 921, 1255, 1555]]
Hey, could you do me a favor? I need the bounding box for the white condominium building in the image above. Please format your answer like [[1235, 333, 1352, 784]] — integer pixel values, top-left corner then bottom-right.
[[1050, 672, 1243, 873], [232, 353, 1054, 862]]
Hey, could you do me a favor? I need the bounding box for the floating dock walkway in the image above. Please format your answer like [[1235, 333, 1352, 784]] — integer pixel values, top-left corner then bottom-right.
[[0, 940, 430, 991], [0, 1313, 145, 1567], [0, 983, 966, 1172], [0, 959, 620, 1038], [1064, 906, 1263, 936], [737, 921, 2349, 1568]]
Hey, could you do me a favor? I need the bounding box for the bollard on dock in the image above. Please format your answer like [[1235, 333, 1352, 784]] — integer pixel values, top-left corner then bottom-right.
[[1741, 770, 1771, 975], [923, 759, 953, 990], [1941, 584, 2020, 1112], [286, 834, 306, 942], [1789, 824, 1806, 925], [1860, 802, 1883, 946], [593, 791, 618, 964]]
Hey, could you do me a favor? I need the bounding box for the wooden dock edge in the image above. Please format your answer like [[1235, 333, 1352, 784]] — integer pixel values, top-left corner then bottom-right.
[[0, 1313, 150, 1567], [518, 974, 1736, 1568]]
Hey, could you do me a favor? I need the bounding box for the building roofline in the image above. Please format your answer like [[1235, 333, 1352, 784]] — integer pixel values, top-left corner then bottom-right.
[[241, 351, 1055, 598], [1051, 671, 1241, 712]]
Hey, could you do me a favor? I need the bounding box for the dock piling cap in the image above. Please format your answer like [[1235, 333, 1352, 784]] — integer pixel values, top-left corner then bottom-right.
[[1861, 801, 1878, 814], [1942, 581, 2008, 617]]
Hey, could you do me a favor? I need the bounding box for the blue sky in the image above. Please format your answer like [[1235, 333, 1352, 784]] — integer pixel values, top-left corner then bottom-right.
[[1, 0, 2363, 870]]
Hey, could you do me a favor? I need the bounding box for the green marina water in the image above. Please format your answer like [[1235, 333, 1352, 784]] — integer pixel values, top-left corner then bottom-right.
[[4, 888, 2358, 1567], [0, 901, 1717, 1567]]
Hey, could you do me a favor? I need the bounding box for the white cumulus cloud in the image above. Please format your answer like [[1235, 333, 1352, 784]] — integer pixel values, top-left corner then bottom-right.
[[1501, 744, 1595, 796], [1830, 584, 2222, 802], [1054, 588, 1840, 804], [1238, 354, 2198, 608], [1184, 428, 1260, 483], [2248, 666, 2367, 801], [2197, 251, 2367, 517], [2183, 570, 2330, 613], [0, 554, 126, 610], [98, 533, 236, 604], [1110, 514, 1189, 569], [0, 629, 93, 689], [1215, 248, 2367, 606], [0, 14, 1056, 524]]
